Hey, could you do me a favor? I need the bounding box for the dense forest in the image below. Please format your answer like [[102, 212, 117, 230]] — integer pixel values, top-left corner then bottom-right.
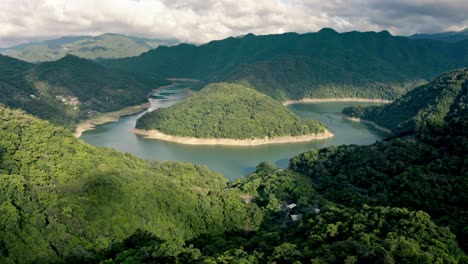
[[136, 83, 326, 139], [103, 29, 468, 100], [0, 54, 163, 130], [342, 68, 468, 135], [1, 103, 466, 263], [0, 105, 262, 263], [1, 68, 467, 263]]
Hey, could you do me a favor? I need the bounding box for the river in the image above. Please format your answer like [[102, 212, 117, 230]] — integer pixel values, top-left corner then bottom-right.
[[80, 86, 387, 180]]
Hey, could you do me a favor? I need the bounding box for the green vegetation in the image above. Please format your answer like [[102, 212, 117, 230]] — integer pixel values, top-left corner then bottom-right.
[[0, 105, 261, 263], [103, 29, 468, 100], [0, 65, 467, 263], [136, 83, 326, 139], [0, 54, 163, 130], [343, 68, 468, 135], [1, 33, 179, 62], [92, 164, 466, 263]]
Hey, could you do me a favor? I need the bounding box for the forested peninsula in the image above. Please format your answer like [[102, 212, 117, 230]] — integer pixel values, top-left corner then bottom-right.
[[342, 68, 468, 135], [135, 83, 332, 145]]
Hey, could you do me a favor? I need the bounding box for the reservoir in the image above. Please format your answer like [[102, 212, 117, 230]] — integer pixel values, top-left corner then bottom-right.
[[80, 87, 387, 180]]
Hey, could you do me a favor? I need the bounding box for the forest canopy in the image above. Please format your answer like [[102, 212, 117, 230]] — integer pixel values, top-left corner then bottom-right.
[[136, 83, 326, 139]]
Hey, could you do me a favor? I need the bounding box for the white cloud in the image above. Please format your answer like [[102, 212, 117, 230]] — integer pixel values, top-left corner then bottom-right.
[[0, 0, 467, 47]]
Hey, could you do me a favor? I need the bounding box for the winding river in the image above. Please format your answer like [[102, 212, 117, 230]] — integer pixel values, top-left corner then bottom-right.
[[80, 87, 387, 180]]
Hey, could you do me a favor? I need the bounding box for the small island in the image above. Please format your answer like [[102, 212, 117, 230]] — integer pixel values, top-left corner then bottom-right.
[[133, 83, 333, 145]]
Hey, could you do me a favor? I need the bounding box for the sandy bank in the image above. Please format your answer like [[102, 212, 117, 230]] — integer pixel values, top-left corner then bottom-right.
[[74, 103, 150, 137], [342, 115, 392, 134], [283, 98, 392, 106], [132, 129, 334, 146]]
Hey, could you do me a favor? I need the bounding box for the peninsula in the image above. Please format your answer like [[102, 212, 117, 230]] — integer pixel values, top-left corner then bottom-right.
[[134, 83, 333, 145]]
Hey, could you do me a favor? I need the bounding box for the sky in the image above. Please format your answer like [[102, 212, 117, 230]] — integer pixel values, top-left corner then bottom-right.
[[1, 0, 468, 47]]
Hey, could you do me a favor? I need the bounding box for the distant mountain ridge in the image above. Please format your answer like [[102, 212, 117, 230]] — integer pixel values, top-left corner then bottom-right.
[[1, 33, 179, 62], [409, 28, 468, 42], [103, 28, 468, 100]]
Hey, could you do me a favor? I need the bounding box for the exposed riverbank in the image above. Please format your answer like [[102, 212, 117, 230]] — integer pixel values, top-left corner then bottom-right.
[[341, 115, 392, 134], [283, 98, 393, 106], [132, 128, 334, 146], [75, 103, 150, 137]]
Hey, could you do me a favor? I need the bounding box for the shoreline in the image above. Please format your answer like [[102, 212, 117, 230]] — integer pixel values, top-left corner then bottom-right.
[[340, 115, 392, 134], [283, 98, 393, 106], [75, 80, 197, 138], [74, 103, 150, 137], [132, 129, 334, 146]]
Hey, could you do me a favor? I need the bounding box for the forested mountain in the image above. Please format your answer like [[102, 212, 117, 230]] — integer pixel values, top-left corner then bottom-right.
[[103, 29, 468, 100], [136, 83, 326, 139], [1, 104, 466, 263], [0, 54, 158, 129], [409, 28, 468, 42], [1, 33, 179, 62], [343, 68, 468, 135], [0, 105, 262, 263], [118, 70, 465, 262]]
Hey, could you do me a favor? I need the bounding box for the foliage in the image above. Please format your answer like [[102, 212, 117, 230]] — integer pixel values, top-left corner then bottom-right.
[[342, 68, 468, 135], [103, 29, 468, 100], [136, 83, 326, 139], [96, 163, 466, 263], [0, 54, 162, 130], [0, 105, 262, 263]]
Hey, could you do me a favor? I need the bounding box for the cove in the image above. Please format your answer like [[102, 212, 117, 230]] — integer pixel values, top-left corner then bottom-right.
[[80, 87, 387, 181]]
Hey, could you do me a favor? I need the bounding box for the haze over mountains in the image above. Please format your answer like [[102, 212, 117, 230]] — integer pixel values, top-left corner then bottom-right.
[[0, 33, 179, 62], [409, 28, 468, 42]]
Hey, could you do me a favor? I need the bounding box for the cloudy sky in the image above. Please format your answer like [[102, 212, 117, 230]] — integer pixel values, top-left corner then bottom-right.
[[1, 0, 468, 47]]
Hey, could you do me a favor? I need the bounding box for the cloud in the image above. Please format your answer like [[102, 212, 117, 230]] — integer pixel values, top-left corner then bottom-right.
[[0, 0, 467, 47]]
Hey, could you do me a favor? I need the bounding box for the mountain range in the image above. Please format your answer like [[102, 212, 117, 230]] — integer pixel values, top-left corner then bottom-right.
[[103, 28, 468, 100], [409, 28, 468, 42], [0, 33, 179, 62]]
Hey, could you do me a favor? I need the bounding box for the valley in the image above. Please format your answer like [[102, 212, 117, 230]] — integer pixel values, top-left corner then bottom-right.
[[1, 5, 467, 260], [80, 86, 387, 180]]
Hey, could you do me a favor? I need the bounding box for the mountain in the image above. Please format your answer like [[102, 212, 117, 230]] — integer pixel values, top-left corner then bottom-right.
[[410, 28, 468, 42], [1, 33, 179, 62], [0, 54, 158, 129], [135, 83, 327, 139], [103, 29, 468, 100], [1, 104, 465, 263], [342, 68, 468, 135], [0, 104, 261, 263]]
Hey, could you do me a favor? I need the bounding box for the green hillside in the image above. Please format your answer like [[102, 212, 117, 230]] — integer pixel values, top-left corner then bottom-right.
[[0, 55, 77, 128], [1, 104, 466, 263], [103, 29, 468, 100], [0, 105, 261, 263], [136, 83, 326, 139], [1, 33, 179, 62], [342, 68, 468, 135], [0, 54, 162, 130], [289, 118, 468, 252]]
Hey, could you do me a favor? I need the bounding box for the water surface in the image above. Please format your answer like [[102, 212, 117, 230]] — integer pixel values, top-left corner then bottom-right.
[[81, 88, 386, 180]]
